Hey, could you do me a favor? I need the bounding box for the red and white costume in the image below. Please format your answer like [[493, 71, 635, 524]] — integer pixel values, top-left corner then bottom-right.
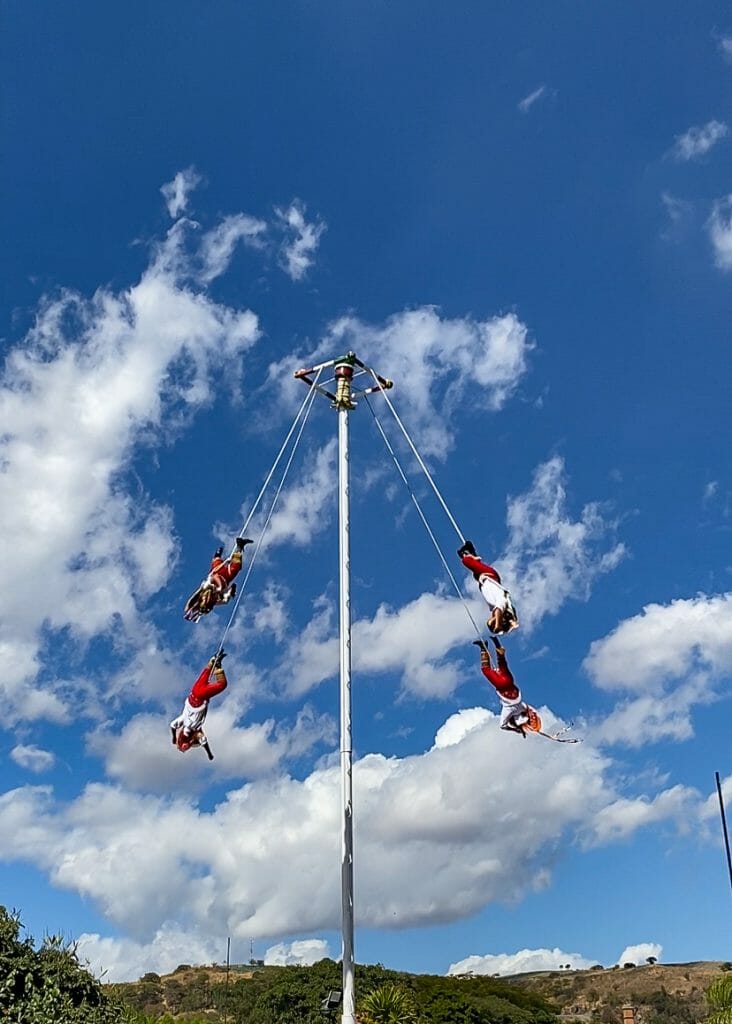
[[204, 548, 243, 599], [460, 552, 518, 634], [480, 647, 531, 730], [170, 662, 228, 743]]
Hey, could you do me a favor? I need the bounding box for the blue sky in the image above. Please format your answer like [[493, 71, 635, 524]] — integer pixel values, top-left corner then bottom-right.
[[2, 0, 732, 983]]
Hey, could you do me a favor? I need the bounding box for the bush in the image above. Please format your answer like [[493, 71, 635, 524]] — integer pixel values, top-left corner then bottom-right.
[[0, 905, 131, 1024]]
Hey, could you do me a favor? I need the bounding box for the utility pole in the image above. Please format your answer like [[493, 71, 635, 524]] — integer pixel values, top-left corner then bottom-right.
[[295, 353, 392, 1024]]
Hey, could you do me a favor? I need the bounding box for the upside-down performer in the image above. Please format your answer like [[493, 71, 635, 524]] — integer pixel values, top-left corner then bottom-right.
[[184, 537, 253, 622], [169, 651, 228, 760], [458, 539, 519, 636], [473, 636, 540, 737]]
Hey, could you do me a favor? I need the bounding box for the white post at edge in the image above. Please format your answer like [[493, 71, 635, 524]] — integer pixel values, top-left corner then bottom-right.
[[338, 403, 356, 1024]]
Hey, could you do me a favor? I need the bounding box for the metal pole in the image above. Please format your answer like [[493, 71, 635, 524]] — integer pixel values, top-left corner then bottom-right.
[[223, 935, 230, 1024], [338, 397, 356, 1024], [715, 771, 732, 893]]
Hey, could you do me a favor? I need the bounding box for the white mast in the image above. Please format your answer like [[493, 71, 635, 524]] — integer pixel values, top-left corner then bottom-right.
[[294, 354, 392, 1024], [335, 357, 356, 1024]]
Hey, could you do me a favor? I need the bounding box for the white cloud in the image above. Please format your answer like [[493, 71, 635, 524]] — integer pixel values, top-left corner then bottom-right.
[[709, 195, 732, 269], [584, 594, 732, 691], [276, 200, 326, 281], [264, 938, 330, 966], [261, 439, 337, 547], [199, 214, 268, 284], [518, 85, 547, 113], [703, 480, 719, 504], [448, 941, 663, 976], [0, 708, 699, 979], [0, 186, 262, 726], [672, 120, 728, 161], [77, 926, 220, 982], [160, 167, 202, 218], [500, 457, 626, 631], [282, 456, 625, 700], [586, 786, 698, 845], [312, 307, 533, 459], [10, 744, 56, 773], [449, 946, 596, 976], [583, 594, 732, 745], [720, 36, 732, 60], [617, 942, 662, 966]]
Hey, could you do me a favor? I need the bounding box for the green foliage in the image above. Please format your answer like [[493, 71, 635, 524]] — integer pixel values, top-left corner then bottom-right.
[[359, 981, 418, 1024], [706, 974, 732, 1024], [0, 905, 136, 1024], [113, 956, 558, 1024]]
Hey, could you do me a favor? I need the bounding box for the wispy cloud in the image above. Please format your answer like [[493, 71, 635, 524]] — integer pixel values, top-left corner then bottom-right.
[[708, 195, 732, 269], [718, 35, 732, 60], [672, 120, 728, 161], [160, 167, 202, 218], [10, 744, 56, 773], [276, 200, 326, 281], [518, 85, 547, 113]]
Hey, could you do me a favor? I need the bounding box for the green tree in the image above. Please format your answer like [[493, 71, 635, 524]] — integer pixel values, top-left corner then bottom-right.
[[0, 905, 139, 1023], [359, 982, 419, 1024], [706, 974, 732, 1024]]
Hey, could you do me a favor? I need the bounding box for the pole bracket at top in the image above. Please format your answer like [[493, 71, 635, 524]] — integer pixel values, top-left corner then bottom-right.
[[294, 351, 393, 410]]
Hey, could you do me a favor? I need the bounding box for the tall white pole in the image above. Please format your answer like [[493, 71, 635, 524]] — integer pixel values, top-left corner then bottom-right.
[[338, 402, 356, 1024]]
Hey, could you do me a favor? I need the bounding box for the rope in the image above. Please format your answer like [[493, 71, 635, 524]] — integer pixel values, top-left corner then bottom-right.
[[236, 380, 321, 540], [365, 367, 465, 542], [364, 396, 485, 641], [215, 368, 322, 653]]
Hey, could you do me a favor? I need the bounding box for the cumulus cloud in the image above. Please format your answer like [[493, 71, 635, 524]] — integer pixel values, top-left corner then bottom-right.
[[449, 946, 596, 976], [449, 941, 663, 976], [0, 186, 262, 726], [160, 167, 202, 218], [584, 594, 732, 691], [709, 195, 732, 269], [10, 744, 56, 773], [672, 120, 728, 161], [77, 926, 220, 982], [617, 942, 662, 966], [720, 36, 732, 60], [518, 85, 547, 113], [583, 594, 732, 746], [276, 200, 326, 281], [308, 307, 533, 459], [265, 938, 331, 966], [499, 457, 626, 631], [281, 456, 625, 700], [0, 708, 699, 979]]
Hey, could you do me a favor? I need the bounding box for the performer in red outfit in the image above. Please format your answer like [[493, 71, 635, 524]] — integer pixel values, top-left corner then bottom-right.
[[473, 637, 538, 736], [458, 540, 518, 635], [184, 536, 252, 621], [169, 651, 228, 758]]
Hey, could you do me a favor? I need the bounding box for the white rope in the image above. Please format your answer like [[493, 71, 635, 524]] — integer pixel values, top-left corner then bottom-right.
[[364, 396, 484, 641], [365, 367, 465, 542], [215, 368, 322, 653], [236, 380, 321, 540]]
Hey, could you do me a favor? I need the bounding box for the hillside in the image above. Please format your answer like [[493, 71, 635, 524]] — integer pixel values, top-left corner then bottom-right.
[[500, 959, 730, 1022], [108, 957, 557, 1023], [107, 958, 731, 1024]]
